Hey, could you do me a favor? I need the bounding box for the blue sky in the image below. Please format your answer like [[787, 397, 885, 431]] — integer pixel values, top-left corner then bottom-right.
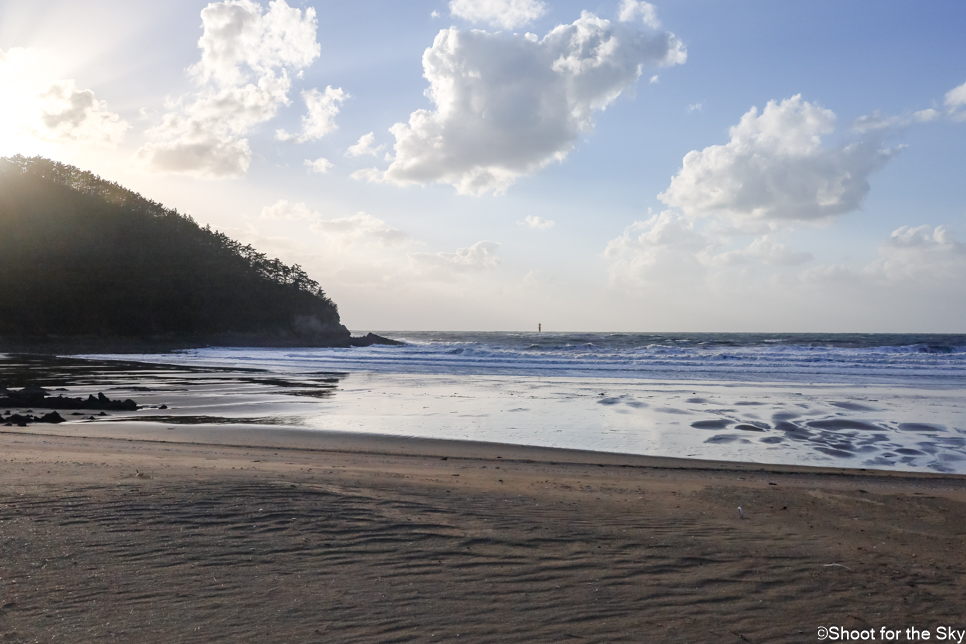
[[2, 0, 965, 331]]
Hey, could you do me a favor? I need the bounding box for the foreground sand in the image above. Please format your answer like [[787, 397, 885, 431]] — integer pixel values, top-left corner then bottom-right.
[[1, 427, 964, 643]]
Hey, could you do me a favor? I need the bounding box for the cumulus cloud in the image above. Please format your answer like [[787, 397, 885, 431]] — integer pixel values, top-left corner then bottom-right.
[[800, 225, 966, 288], [32, 79, 129, 146], [0, 48, 129, 148], [312, 212, 410, 247], [945, 80, 966, 121], [260, 200, 409, 247], [851, 107, 939, 134], [711, 235, 812, 266], [304, 157, 333, 173], [449, 0, 547, 29], [852, 79, 966, 130], [864, 225, 966, 282], [349, 167, 384, 183], [408, 241, 500, 274], [660, 95, 897, 223], [137, 136, 254, 178], [618, 0, 660, 27], [364, 11, 685, 195], [518, 215, 555, 229], [188, 0, 320, 87], [604, 210, 711, 285], [604, 210, 816, 287], [261, 199, 315, 219], [137, 0, 329, 178], [345, 132, 385, 157], [276, 86, 347, 142]]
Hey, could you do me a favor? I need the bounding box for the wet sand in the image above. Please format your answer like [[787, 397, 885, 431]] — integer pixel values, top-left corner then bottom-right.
[[1, 426, 965, 643], [6, 352, 966, 472]]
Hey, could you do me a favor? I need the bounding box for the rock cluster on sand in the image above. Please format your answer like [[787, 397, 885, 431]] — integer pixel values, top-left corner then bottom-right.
[[0, 386, 138, 412], [2, 411, 65, 426]]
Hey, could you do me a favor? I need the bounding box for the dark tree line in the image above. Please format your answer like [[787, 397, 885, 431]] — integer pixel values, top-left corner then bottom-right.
[[0, 156, 348, 341]]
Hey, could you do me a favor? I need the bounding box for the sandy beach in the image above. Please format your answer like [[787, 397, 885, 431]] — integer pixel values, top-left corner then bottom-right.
[[1, 423, 965, 643], [2, 353, 966, 642]]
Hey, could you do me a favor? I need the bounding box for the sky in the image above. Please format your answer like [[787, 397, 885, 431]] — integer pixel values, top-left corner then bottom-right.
[[1, 0, 965, 332]]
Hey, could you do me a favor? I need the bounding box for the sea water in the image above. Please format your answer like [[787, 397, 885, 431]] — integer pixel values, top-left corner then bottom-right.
[[85, 332, 966, 473]]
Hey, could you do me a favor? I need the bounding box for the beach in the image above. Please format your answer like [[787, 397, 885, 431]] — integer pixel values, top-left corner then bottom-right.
[[2, 346, 965, 642], [2, 426, 965, 643]]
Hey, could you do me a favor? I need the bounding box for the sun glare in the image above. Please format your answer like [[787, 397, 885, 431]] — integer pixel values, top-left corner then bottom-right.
[[0, 47, 52, 156]]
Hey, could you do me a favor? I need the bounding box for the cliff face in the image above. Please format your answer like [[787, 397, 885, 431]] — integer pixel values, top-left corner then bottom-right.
[[0, 156, 353, 348]]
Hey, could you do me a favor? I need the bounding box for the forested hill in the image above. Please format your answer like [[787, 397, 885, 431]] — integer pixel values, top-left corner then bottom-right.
[[0, 155, 363, 348]]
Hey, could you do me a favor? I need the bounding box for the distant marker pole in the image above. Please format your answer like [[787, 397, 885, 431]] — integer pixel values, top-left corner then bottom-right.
[[538, 323, 541, 333]]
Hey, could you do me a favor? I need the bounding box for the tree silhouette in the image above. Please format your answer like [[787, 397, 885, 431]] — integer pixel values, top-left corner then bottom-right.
[[0, 156, 349, 344]]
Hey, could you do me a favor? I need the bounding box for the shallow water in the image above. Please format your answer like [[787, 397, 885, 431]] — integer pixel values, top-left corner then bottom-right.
[[66, 332, 966, 474]]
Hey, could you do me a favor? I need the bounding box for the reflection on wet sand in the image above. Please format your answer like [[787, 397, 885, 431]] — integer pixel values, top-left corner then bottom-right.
[[2, 354, 964, 473]]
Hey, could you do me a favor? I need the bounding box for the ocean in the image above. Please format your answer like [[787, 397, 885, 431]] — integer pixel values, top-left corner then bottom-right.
[[84, 332, 966, 473], [126, 331, 966, 384]]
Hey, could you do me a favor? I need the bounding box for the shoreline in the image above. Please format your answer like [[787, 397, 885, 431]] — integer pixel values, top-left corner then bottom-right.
[[5, 420, 966, 483], [3, 351, 965, 474]]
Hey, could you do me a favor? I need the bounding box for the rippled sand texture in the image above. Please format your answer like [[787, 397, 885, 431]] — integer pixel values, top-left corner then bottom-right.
[[0, 431, 964, 643]]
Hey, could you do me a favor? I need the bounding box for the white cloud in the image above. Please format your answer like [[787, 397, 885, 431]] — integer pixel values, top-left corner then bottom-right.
[[260, 200, 409, 248], [660, 95, 897, 223], [851, 107, 940, 134], [604, 211, 711, 286], [345, 132, 385, 157], [449, 0, 547, 29], [188, 0, 320, 87], [686, 102, 701, 113], [312, 212, 410, 247], [849, 79, 966, 132], [800, 225, 966, 287], [850, 110, 903, 133], [605, 210, 815, 287], [518, 215, 555, 229], [408, 241, 500, 274], [136, 136, 253, 178], [350, 167, 384, 183], [711, 234, 812, 266], [31, 79, 129, 146], [304, 157, 333, 173], [649, 74, 659, 84], [945, 79, 966, 121], [137, 0, 323, 178], [366, 12, 685, 195], [0, 48, 129, 149], [865, 225, 966, 282], [276, 86, 347, 142], [618, 0, 660, 28], [261, 199, 316, 219]]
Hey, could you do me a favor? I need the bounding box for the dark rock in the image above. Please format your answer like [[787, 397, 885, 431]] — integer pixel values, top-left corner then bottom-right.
[[39, 411, 65, 423], [0, 389, 141, 411], [17, 386, 49, 398], [349, 333, 404, 347]]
